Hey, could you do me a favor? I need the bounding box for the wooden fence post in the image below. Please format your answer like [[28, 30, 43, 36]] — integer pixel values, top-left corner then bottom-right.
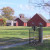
[[29, 29, 30, 44], [39, 25, 43, 43], [32, 26, 36, 31]]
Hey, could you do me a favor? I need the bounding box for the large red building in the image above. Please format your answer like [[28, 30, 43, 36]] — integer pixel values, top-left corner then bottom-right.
[[27, 13, 50, 27]]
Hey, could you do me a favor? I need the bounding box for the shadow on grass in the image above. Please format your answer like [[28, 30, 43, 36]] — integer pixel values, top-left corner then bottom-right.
[[3, 39, 50, 50], [0, 37, 29, 46], [0, 37, 22, 42]]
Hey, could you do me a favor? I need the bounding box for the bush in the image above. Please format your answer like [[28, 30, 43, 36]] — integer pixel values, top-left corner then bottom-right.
[[2, 18, 8, 26]]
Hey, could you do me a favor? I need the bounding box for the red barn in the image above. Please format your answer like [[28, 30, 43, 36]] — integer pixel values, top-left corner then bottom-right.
[[15, 14, 28, 26], [27, 13, 50, 27], [15, 18, 27, 26], [0, 19, 3, 26]]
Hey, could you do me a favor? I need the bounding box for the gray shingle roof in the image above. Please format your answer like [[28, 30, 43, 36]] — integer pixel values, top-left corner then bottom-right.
[[36, 13, 50, 23], [19, 18, 28, 22]]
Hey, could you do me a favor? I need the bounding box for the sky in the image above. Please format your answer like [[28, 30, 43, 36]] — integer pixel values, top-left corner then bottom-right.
[[0, 0, 50, 19]]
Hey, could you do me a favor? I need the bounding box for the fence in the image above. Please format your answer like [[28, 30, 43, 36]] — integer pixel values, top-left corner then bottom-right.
[[29, 26, 43, 44], [0, 26, 43, 46]]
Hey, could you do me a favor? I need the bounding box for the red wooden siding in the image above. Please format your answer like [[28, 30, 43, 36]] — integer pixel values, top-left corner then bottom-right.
[[0, 19, 3, 26], [15, 18, 24, 26], [13, 22, 18, 26], [46, 23, 50, 27], [0, 19, 3, 21], [16, 22, 18, 26], [24, 22, 27, 26], [27, 14, 47, 27]]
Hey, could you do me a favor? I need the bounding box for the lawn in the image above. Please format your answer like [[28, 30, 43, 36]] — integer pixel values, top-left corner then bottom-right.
[[0, 26, 49, 39], [43, 27, 50, 35], [0, 26, 50, 46], [0, 26, 31, 46], [3, 39, 50, 50], [0, 26, 31, 39], [43, 31, 50, 35]]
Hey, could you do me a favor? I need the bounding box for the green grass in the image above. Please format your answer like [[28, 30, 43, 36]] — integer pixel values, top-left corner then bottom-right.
[[0, 30, 29, 38], [0, 30, 29, 46], [0, 26, 50, 46], [43, 31, 50, 35], [0, 39, 29, 46], [0, 26, 50, 40], [43, 27, 50, 35], [0, 26, 30, 39], [0, 26, 30, 46], [3, 39, 50, 50]]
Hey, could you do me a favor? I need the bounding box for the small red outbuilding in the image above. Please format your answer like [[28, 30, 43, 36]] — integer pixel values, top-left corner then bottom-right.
[[15, 18, 27, 26], [15, 14, 28, 26], [27, 13, 50, 27]]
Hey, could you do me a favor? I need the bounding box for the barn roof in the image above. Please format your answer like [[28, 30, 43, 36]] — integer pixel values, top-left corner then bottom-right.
[[19, 18, 28, 22], [35, 13, 50, 23]]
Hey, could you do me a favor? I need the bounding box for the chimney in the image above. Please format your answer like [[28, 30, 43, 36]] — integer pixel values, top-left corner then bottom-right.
[[19, 14, 24, 18]]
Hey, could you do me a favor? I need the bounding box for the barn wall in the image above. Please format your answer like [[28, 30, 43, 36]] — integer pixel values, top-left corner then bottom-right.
[[27, 14, 46, 27], [16, 22, 18, 26], [46, 23, 50, 27], [24, 23, 27, 26], [15, 18, 24, 26], [13, 22, 18, 26]]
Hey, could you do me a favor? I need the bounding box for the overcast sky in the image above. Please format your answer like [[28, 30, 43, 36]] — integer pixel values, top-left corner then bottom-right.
[[0, 0, 50, 19]]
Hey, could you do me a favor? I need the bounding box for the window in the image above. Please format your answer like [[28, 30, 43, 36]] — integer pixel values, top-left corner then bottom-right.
[[14, 23, 16, 26], [39, 23, 43, 26], [32, 22, 34, 24], [6, 23, 11, 26]]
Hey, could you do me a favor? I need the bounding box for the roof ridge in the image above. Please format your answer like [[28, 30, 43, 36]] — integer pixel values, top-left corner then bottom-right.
[[19, 18, 28, 22], [36, 13, 49, 23]]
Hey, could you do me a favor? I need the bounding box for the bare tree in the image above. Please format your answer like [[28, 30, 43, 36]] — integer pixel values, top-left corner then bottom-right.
[[29, 0, 50, 19]]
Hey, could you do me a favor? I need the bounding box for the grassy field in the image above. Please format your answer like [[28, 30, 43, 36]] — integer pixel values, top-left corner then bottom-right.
[[3, 39, 50, 50], [0, 26, 50, 40], [0, 26, 50, 46], [0, 26, 31, 46], [43, 27, 50, 35], [0, 26, 31, 40]]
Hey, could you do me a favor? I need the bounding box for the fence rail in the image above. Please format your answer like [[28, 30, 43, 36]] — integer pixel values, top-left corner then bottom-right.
[[29, 27, 39, 44], [29, 26, 43, 44]]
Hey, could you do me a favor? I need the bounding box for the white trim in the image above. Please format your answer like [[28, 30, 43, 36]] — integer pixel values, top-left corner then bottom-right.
[[6, 20, 17, 26]]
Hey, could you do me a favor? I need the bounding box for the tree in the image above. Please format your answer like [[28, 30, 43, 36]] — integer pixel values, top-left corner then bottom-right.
[[1, 7, 14, 20], [2, 18, 8, 26], [29, 0, 50, 19]]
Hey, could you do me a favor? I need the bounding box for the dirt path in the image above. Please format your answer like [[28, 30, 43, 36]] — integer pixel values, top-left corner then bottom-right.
[[43, 35, 50, 39], [0, 41, 29, 50]]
